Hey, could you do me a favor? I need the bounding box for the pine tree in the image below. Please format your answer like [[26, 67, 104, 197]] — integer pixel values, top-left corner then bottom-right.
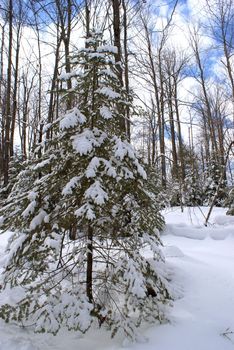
[[0, 32, 171, 339], [226, 187, 234, 215], [0, 150, 25, 202], [203, 156, 227, 206]]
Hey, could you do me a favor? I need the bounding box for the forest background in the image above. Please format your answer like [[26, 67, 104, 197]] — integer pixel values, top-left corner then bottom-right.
[[0, 0, 233, 206]]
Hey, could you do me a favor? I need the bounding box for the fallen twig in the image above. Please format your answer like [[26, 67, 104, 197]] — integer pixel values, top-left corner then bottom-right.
[[221, 327, 234, 344]]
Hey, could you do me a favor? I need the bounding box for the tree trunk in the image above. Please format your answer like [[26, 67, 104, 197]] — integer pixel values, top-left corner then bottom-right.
[[112, 0, 126, 134], [56, 0, 72, 110], [167, 76, 178, 178], [46, 31, 61, 141], [10, 25, 21, 157], [3, 0, 13, 187], [158, 51, 166, 188], [86, 225, 93, 303], [174, 81, 185, 182], [122, 0, 130, 141], [0, 23, 6, 175]]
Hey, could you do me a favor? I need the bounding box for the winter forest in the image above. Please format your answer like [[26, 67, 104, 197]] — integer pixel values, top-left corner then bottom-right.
[[0, 0, 233, 349]]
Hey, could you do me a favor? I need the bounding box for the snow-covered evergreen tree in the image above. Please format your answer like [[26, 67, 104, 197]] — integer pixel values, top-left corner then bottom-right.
[[226, 187, 234, 215], [203, 157, 227, 206], [0, 149, 25, 202], [0, 32, 170, 339]]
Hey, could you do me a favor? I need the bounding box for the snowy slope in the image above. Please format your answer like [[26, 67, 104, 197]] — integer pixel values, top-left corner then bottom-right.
[[0, 207, 234, 350]]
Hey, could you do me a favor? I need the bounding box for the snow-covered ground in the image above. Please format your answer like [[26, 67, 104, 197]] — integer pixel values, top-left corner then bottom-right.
[[0, 206, 234, 350]]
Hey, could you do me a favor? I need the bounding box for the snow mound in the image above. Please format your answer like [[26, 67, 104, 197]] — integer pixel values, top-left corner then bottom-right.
[[0, 338, 40, 350], [213, 214, 234, 226], [164, 224, 206, 240], [209, 229, 231, 240], [163, 245, 184, 258], [164, 221, 233, 240]]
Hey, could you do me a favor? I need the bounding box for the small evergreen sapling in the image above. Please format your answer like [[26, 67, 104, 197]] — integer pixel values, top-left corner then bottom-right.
[[0, 32, 171, 339]]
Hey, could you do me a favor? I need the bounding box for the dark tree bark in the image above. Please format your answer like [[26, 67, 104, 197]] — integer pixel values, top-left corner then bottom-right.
[[3, 0, 13, 186], [0, 22, 6, 175], [10, 21, 21, 158], [46, 28, 62, 141], [86, 225, 93, 303], [56, 0, 72, 109], [122, 0, 130, 141], [112, 0, 126, 134]]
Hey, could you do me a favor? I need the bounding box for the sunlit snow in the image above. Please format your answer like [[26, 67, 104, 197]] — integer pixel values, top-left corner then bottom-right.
[[0, 206, 234, 350]]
